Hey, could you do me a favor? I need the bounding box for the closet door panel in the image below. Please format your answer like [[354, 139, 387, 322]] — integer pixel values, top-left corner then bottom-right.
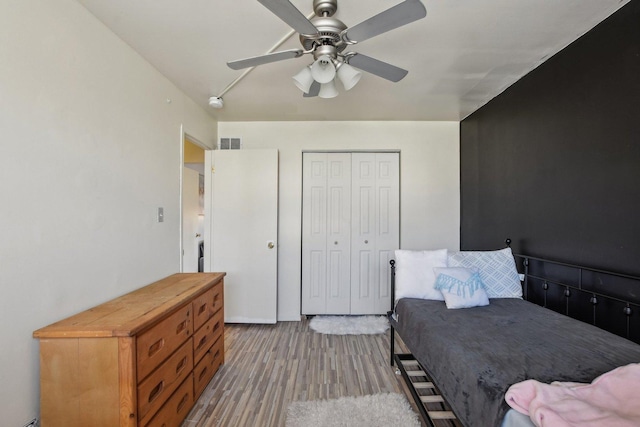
[[351, 154, 377, 314], [302, 154, 328, 314], [308, 251, 325, 298], [302, 153, 351, 315], [351, 153, 399, 314], [325, 155, 351, 314], [355, 251, 372, 299], [374, 154, 400, 313], [375, 249, 394, 312]]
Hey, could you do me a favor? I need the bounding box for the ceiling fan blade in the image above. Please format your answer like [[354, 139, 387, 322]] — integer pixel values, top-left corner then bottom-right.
[[227, 49, 303, 70], [258, 0, 319, 36], [342, 0, 426, 44], [303, 81, 320, 97], [348, 53, 408, 82]]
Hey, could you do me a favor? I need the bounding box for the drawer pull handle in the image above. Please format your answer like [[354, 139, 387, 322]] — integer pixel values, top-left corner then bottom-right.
[[176, 320, 188, 335], [199, 366, 208, 382], [198, 303, 207, 316], [197, 335, 208, 351], [148, 380, 164, 403], [214, 349, 220, 359], [175, 356, 187, 374], [213, 322, 221, 332], [177, 393, 189, 413], [148, 338, 164, 357]]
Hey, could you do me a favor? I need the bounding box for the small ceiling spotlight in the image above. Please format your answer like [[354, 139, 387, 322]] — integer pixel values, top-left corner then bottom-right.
[[209, 96, 224, 109]]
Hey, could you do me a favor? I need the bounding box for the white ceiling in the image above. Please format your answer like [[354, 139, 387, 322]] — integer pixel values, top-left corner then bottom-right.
[[76, 0, 628, 122]]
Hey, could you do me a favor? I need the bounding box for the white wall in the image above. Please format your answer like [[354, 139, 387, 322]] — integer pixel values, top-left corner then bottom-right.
[[218, 121, 460, 321], [0, 1, 217, 425]]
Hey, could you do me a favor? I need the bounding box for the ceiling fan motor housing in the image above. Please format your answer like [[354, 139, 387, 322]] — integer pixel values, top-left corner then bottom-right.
[[313, 0, 337, 17], [298, 0, 345, 57], [300, 17, 347, 57]]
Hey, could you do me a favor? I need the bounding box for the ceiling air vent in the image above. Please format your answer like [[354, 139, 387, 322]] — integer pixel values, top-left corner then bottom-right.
[[219, 137, 242, 150]]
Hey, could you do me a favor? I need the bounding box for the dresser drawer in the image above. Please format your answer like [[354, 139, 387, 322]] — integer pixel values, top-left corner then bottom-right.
[[141, 375, 194, 427], [192, 288, 214, 331], [138, 338, 193, 423], [211, 281, 223, 315], [194, 333, 224, 399], [193, 308, 224, 365], [137, 304, 192, 382]]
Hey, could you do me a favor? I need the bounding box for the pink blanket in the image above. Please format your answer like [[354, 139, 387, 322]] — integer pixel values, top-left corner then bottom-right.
[[505, 363, 640, 427]]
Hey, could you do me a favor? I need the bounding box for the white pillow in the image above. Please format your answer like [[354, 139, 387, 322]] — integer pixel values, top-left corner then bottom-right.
[[447, 247, 522, 299], [433, 267, 490, 309], [394, 249, 448, 301]]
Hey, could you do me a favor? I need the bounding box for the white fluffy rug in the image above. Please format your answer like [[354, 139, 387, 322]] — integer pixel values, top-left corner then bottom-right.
[[286, 393, 420, 427], [309, 315, 389, 335]]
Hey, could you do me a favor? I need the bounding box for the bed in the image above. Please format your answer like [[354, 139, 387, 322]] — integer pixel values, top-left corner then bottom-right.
[[388, 242, 640, 427]]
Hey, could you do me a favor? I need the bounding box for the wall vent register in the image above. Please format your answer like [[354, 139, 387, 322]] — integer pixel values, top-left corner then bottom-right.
[[218, 137, 242, 150]]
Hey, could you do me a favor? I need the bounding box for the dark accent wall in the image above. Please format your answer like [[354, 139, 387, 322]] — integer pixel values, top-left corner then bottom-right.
[[460, 0, 640, 277]]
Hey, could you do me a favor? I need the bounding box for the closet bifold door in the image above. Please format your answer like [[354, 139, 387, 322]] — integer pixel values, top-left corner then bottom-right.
[[302, 152, 399, 316], [350, 153, 399, 314], [302, 153, 352, 315]]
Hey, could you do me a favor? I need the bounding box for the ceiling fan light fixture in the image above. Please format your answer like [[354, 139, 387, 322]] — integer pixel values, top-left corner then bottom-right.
[[337, 63, 361, 91], [318, 80, 338, 98], [310, 55, 336, 84], [293, 66, 314, 93]]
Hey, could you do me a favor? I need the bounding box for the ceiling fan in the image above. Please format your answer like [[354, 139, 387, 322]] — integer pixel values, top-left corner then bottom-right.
[[227, 0, 427, 98]]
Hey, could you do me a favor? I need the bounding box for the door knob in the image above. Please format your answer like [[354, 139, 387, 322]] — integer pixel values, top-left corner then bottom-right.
[[267, 241, 275, 249], [195, 233, 201, 238]]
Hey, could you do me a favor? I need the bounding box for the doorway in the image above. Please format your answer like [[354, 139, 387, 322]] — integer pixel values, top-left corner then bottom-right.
[[181, 135, 206, 273]]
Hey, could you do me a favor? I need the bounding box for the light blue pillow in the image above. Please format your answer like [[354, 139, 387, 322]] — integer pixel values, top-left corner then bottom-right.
[[447, 247, 522, 299], [433, 267, 490, 309]]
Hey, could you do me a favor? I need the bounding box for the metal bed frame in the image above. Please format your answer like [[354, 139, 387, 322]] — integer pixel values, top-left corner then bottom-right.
[[387, 239, 640, 427]]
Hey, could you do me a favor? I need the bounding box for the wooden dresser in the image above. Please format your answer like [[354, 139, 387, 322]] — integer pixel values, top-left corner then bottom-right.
[[33, 273, 225, 427]]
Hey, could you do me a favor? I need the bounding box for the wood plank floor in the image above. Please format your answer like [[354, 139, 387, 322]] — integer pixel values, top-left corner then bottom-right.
[[181, 319, 424, 427]]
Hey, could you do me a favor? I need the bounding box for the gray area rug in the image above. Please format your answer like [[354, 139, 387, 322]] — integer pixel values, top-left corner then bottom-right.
[[309, 315, 389, 335], [286, 393, 420, 427]]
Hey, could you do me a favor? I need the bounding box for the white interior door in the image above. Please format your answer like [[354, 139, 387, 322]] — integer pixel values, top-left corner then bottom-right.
[[302, 153, 351, 314], [182, 167, 202, 273], [351, 153, 399, 314], [208, 149, 278, 323]]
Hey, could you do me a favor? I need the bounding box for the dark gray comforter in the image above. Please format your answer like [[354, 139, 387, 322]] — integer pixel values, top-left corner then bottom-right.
[[392, 298, 640, 427]]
